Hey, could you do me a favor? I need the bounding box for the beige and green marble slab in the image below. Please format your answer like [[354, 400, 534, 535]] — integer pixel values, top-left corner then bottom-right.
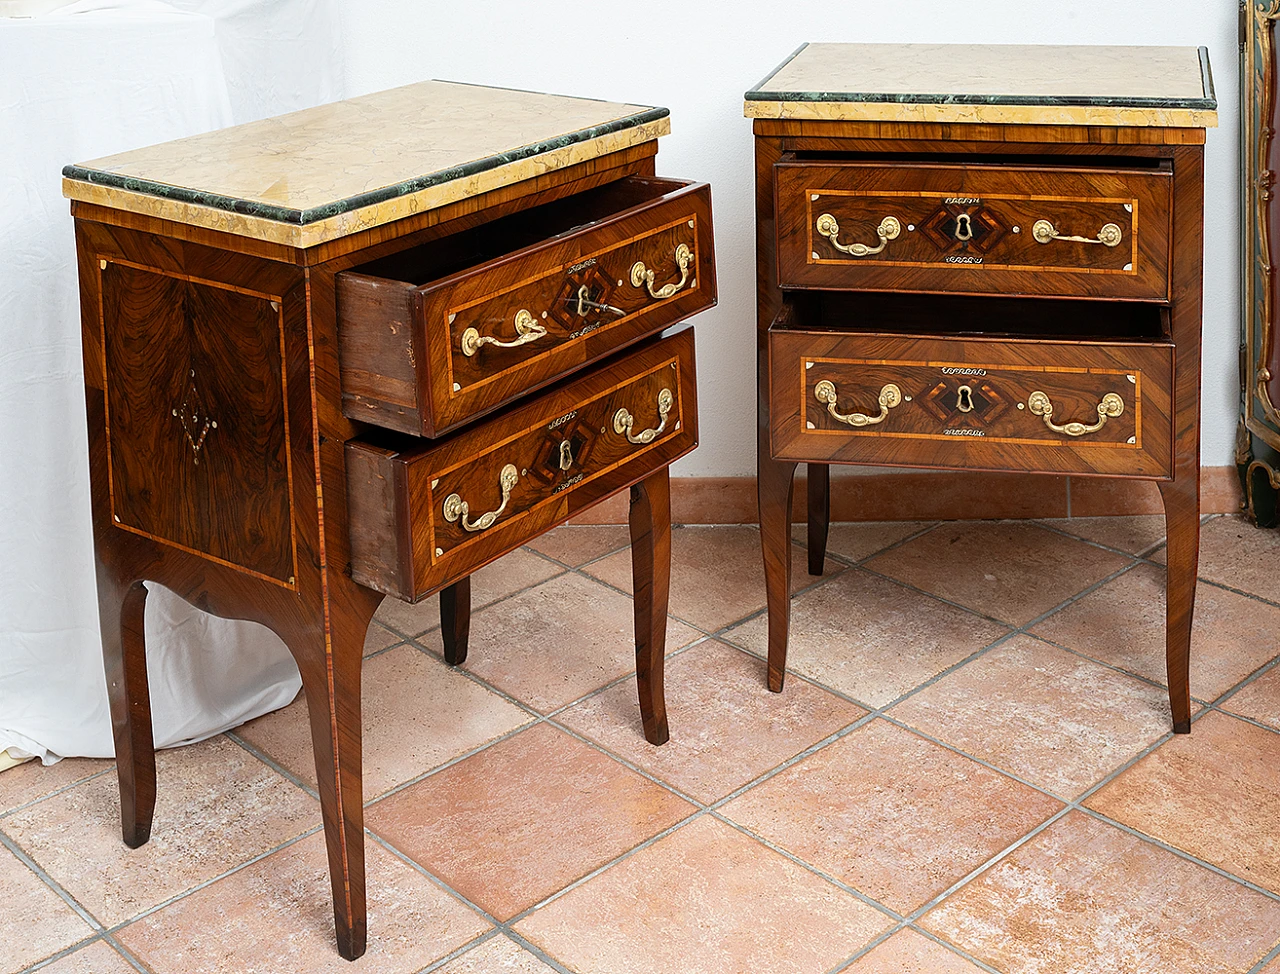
[[62, 80, 669, 248], [745, 43, 1218, 128]]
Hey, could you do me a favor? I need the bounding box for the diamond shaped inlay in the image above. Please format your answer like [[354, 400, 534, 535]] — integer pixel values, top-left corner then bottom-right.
[[920, 377, 1010, 427], [173, 374, 216, 465], [549, 267, 622, 332], [921, 202, 1009, 255]]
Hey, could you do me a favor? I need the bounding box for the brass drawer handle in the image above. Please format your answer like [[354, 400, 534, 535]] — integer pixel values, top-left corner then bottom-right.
[[1027, 391, 1124, 437], [814, 379, 902, 427], [460, 309, 548, 357], [1032, 219, 1123, 248], [815, 213, 901, 257], [613, 387, 674, 444], [442, 464, 519, 532], [630, 244, 693, 300]]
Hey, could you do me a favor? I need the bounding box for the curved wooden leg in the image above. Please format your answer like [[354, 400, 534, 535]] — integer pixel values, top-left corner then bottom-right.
[[759, 455, 798, 693], [629, 467, 671, 746], [440, 577, 471, 666], [1159, 472, 1199, 734], [101, 578, 155, 848], [807, 463, 830, 576], [295, 603, 372, 960]]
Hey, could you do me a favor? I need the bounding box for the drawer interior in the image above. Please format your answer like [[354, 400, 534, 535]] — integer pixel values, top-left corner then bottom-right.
[[349, 175, 691, 287], [776, 291, 1168, 343]]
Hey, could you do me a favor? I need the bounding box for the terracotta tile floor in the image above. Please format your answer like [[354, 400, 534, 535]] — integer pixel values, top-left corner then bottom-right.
[[5, 514, 1280, 974]]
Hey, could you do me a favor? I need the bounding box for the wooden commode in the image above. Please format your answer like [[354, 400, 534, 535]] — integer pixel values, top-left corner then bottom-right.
[[746, 44, 1216, 731], [64, 81, 715, 958]]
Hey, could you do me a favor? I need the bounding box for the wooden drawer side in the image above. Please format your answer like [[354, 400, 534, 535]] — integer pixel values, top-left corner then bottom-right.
[[347, 328, 698, 601], [338, 176, 715, 437]]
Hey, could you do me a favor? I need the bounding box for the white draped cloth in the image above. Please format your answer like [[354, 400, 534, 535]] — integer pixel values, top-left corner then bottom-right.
[[0, 0, 344, 762]]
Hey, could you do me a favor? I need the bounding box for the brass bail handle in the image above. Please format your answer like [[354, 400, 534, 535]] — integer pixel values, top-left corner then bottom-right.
[[461, 309, 548, 357], [814, 379, 903, 427], [815, 213, 901, 257], [630, 244, 694, 300], [1032, 219, 1123, 248], [1027, 391, 1125, 437], [613, 388, 674, 445], [442, 464, 519, 532]]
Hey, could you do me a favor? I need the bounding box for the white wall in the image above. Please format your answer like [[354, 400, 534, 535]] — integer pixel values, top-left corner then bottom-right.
[[338, 0, 1240, 477]]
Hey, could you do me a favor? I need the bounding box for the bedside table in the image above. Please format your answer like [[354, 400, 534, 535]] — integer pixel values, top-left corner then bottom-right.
[[746, 43, 1216, 733], [64, 81, 714, 957]]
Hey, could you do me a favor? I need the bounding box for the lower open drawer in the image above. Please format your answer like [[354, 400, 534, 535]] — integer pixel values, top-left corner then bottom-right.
[[769, 299, 1173, 478], [347, 328, 698, 601]]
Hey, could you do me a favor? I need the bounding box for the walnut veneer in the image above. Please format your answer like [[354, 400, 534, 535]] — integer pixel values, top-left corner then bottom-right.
[[66, 83, 713, 959], [748, 43, 1216, 734]]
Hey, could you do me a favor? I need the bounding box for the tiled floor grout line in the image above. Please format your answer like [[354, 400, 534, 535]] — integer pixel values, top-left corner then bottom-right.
[[705, 810, 903, 921], [410, 929, 507, 974], [13, 934, 104, 974], [13, 519, 1277, 973], [1026, 631, 1212, 701], [99, 933, 155, 974], [1213, 652, 1280, 706], [0, 766, 117, 822], [0, 825, 105, 934], [1077, 805, 1280, 904], [500, 808, 707, 924], [899, 925, 1005, 974], [97, 825, 324, 935], [1249, 940, 1280, 974], [225, 731, 321, 801]]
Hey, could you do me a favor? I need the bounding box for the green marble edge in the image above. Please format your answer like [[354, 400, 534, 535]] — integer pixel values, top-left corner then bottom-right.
[[61, 105, 670, 227], [745, 43, 1218, 113]]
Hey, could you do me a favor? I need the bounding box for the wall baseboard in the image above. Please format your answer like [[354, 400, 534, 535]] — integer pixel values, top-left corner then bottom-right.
[[569, 467, 1245, 525]]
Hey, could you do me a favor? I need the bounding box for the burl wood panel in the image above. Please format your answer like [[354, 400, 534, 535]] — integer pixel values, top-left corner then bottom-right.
[[776, 160, 1171, 299], [337, 176, 715, 437], [347, 328, 697, 602], [100, 260, 295, 584], [770, 325, 1173, 478]]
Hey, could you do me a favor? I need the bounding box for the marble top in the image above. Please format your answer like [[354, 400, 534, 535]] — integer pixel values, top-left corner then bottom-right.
[[745, 43, 1218, 128], [63, 81, 670, 247]]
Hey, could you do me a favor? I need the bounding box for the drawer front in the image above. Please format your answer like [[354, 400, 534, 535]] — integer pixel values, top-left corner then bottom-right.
[[347, 328, 697, 601], [338, 177, 714, 437], [770, 326, 1172, 478], [775, 161, 1171, 300]]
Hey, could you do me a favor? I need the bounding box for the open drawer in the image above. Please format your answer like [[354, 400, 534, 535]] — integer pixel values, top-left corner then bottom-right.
[[337, 175, 715, 437], [346, 328, 698, 602]]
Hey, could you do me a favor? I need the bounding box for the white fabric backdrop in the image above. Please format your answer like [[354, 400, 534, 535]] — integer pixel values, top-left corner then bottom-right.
[[0, 0, 344, 762]]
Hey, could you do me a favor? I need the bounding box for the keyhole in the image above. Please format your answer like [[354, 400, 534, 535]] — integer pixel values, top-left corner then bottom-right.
[[559, 439, 574, 471], [956, 384, 974, 413], [954, 213, 973, 242]]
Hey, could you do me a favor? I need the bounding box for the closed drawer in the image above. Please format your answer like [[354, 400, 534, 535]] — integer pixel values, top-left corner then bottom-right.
[[338, 175, 714, 437], [347, 328, 697, 601], [775, 159, 1171, 300], [769, 300, 1172, 478]]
